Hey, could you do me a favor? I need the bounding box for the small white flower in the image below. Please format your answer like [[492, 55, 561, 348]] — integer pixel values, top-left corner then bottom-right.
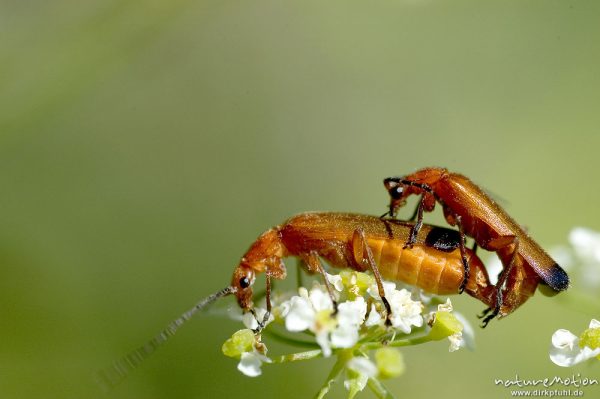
[[550, 319, 600, 367], [448, 332, 463, 352], [367, 282, 423, 333], [282, 285, 365, 357], [326, 272, 344, 292], [237, 351, 271, 377], [365, 304, 383, 327], [331, 297, 367, 348]]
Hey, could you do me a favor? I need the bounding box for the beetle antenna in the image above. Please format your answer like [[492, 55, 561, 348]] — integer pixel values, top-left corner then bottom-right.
[[95, 285, 236, 390]]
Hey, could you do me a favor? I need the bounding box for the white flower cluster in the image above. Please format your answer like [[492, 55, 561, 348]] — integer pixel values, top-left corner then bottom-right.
[[223, 270, 468, 384], [279, 275, 424, 357]]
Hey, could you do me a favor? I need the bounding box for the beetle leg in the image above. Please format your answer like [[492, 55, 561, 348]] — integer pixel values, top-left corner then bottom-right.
[[455, 215, 470, 293], [352, 228, 393, 326], [477, 307, 493, 319], [251, 272, 273, 333], [481, 236, 520, 327], [262, 273, 273, 325], [302, 251, 339, 314], [404, 195, 425, 249]]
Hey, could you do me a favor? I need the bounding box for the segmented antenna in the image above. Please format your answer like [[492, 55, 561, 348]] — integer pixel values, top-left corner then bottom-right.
[[95, 286, 236, 390]]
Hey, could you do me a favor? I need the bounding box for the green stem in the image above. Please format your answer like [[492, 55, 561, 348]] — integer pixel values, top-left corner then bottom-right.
[[314, 349, 353, 399], [361, 334, 432, 351], [296, 258, 305, 288], [271, 349, 322, 364], [360, 326, 424, 345], [367, 377, 396, 399]]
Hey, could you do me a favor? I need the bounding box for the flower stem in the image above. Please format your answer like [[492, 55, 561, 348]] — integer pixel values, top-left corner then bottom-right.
[[360, 335, 432, 351], [271, 349, 322, 364], [314, 349, 353, 399], [367, 377, 396, 399]]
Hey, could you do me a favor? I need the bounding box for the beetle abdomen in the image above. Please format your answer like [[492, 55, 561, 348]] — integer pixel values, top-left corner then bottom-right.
[[368, 238, 464, 295]]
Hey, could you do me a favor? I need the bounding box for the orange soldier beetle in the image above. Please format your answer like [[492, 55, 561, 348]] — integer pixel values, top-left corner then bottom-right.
[[98, 212, 539, 387], [232, 212, 498, 324], [383, 167, 569, 325]]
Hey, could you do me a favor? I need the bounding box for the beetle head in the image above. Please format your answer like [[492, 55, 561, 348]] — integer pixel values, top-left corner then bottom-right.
[[384, 178, 409, 217], [231, 227, 287, 311], [231, 265, 256, 310]]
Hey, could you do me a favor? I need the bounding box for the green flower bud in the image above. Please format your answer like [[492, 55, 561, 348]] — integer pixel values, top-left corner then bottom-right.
[[341, 271, 375, 299], [221, 329, 255, 358], [428, 311, 463, 341], [375, 347, 405, 379], [579, 326, 600, 356]]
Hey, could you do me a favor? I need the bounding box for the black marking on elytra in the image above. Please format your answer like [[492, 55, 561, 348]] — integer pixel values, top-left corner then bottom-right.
[[425, 227, 461, 252], [544, 263, 570, 291]]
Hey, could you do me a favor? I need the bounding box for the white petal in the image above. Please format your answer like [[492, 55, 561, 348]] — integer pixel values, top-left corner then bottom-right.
[[309, 287, 334, 312], [453, 312, 475, 350], [337, 297, 367, 327], [365, 304, 383, 327], [299, 287, 309, 300], [551, 329, 577, 350], [285, 296, 315, 332], [331, 325, 359, 348], [344, 375, 369, 393], [347, 356, 377, 378], [367, 281, 397, 299], [277, 300, 291, 318], [316, 331, 332, 357], [326, 273, 344, 292], [437, 298, 453, 312], [550, 344, 600, 367], [448, 332, 463, 352], [238, 352, 270, 377], [590, 319, 600, 329]]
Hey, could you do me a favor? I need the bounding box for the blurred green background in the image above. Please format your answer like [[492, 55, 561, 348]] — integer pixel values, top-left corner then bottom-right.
[[1, 0, 599, 398]]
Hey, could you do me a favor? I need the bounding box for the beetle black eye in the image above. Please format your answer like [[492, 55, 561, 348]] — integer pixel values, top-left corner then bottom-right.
[[391, 186, 404, 199], [239, 277, 250, 289]]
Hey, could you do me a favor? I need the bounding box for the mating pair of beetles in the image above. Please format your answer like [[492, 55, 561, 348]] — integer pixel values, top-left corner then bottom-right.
[[99, 167, 570, 387], [230, 167, 569, 331]]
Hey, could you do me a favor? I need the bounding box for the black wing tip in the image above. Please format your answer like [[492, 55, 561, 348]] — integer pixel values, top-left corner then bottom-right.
[[544, 263, 570, 291], [424, 227, 461, 252]]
